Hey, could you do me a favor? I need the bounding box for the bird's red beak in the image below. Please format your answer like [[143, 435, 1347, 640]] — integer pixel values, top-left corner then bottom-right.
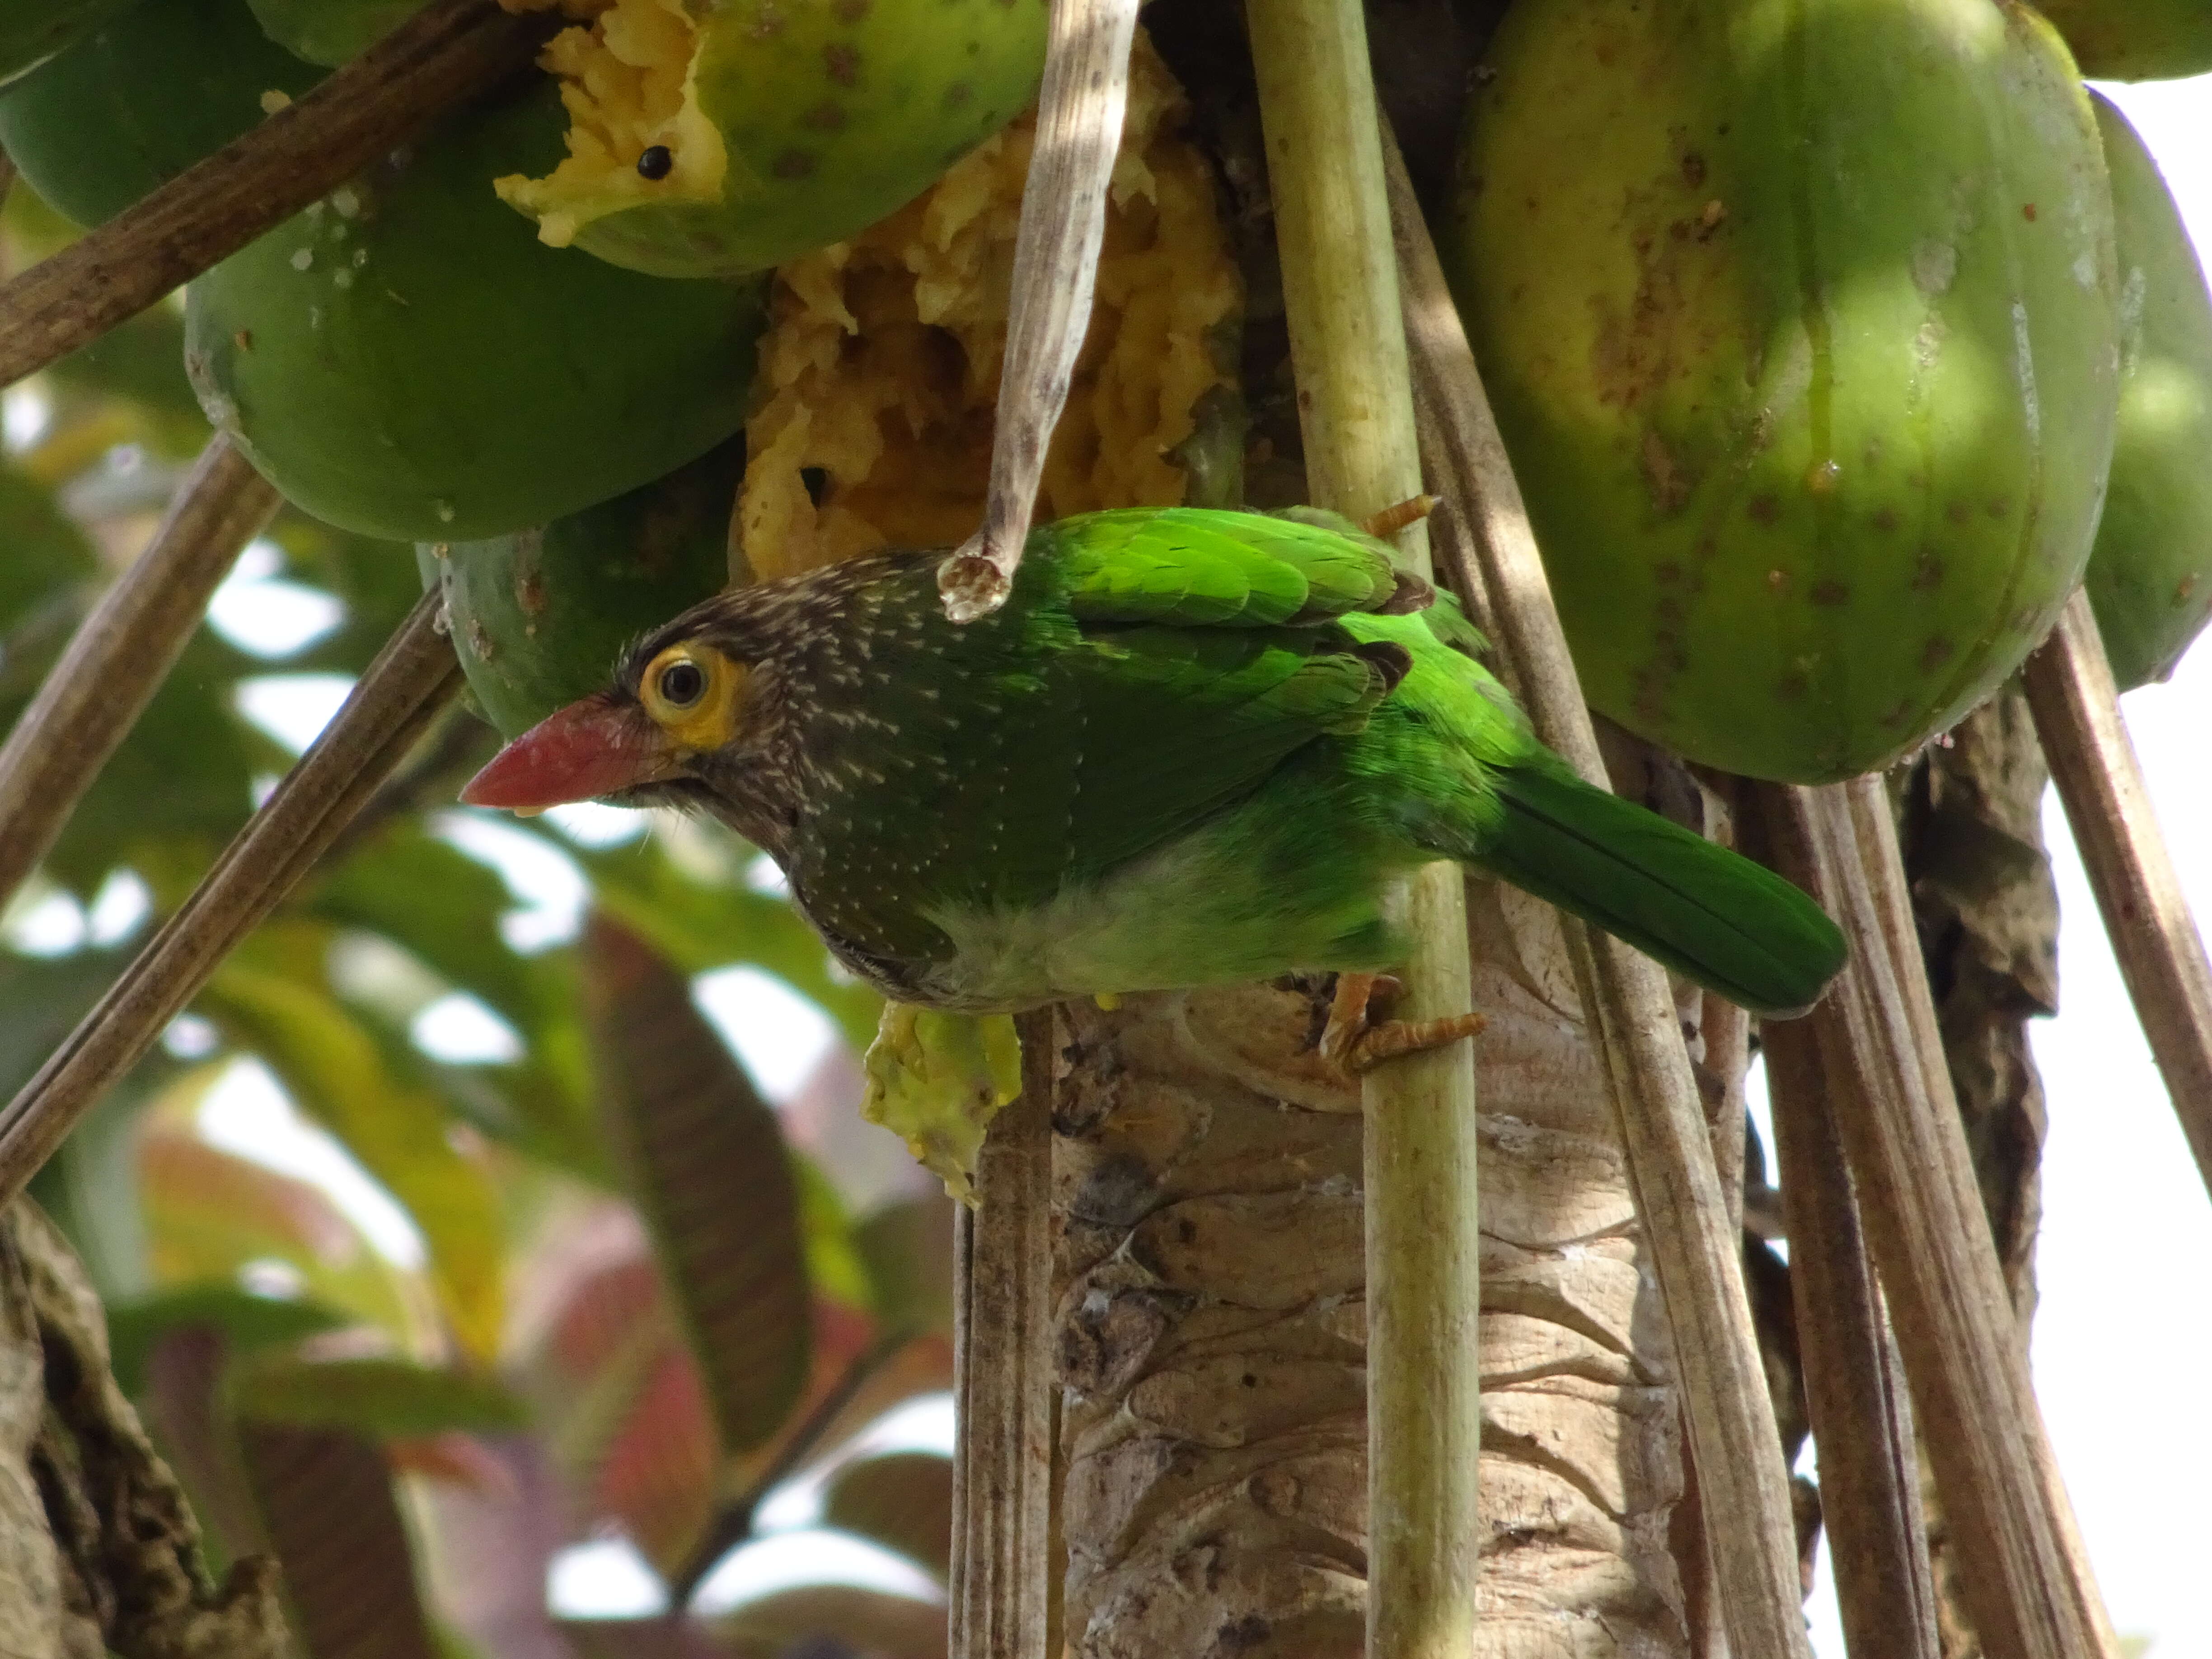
[[459, 698, 677, 813]]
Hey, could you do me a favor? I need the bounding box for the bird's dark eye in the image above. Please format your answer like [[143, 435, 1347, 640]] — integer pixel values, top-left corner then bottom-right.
[[657, 658, 707, 707], [637, 145, 673, 180]]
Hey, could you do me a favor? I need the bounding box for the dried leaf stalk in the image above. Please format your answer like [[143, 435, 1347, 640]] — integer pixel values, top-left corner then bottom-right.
[[0, 436, 278, 916], [0, 593, 461, 1207], [2022, 590, 2212, 1190], [1383, 124, 1813, 1659], [1755, 778, 2118, 1659]]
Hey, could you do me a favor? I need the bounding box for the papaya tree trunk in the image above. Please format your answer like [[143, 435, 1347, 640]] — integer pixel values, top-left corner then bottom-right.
[[1053, 879, 1718, 1656]]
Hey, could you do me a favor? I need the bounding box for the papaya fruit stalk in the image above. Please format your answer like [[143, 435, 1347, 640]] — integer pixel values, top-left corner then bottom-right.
[[0, 0, 542, 389], [0, 592, 462, 1209]]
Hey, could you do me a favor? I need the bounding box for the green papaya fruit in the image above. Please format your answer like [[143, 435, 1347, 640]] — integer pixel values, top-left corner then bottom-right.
[[2035, 0, 2212, 80], [246, 0, 422, 65], [492, 0, 1049, 278], [0, 0, 132, 85], [420, 436, 740, 738], [1446, 0, 2119, 783], [2084, 94, 2212, 690], [0, 0, 323, 230], [185, 81, 770, 542]]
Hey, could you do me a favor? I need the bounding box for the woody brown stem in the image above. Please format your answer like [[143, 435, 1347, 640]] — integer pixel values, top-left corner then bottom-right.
[[0, 436, 278, 919], [0, 593, 461, 1208], [0, 0, 541, 390]]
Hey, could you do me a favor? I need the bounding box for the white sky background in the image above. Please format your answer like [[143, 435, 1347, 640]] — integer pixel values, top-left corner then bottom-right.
[[6, 57, 2208, 1654]]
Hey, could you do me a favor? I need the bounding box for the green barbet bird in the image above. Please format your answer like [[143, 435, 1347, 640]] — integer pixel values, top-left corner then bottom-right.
[[462, 505, 1847, 1049]]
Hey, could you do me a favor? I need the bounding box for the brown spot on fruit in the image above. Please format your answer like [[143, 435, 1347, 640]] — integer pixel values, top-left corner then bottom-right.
[[2178, 573, 2199, 604], [943, 81, 973, 109], [1986, 496, 2011, 519], [1871, 506, 1899, 533], [1748, 494, 1780, 524], [1810, 579, 1848, 606], [748, 4, 784, 37], [1776, 671, 1808, 702], [1920, 636, 1954, 671], [516, 571, 547, 618], [802, 100, 847, 131], [1878, 697, 1914, 727], [823, 42, 859, 84], [469, 618, 495, 662], [233, 329, 253, 350], [1767, 569, 1789, 592], [773, 149, 816, 180], [1946, 500, 1972, 525], [2022, 202, 2038, 222], [834, 0, 869, 19], [1913, 550, 1944, 590], [1641, 429, 1689, 514], [1654, 561, 1683, 586], [1805, 459, 1841, 495], [1681, 151, 1706, 188]]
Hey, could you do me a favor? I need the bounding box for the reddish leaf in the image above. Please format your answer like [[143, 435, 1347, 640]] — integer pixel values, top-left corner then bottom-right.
[[239, 1421, 441, 1659], [385, 1432, 519, 1499], [582, 916, 813, 1456]]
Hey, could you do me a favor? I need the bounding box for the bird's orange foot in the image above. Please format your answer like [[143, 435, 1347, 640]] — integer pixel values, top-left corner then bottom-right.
[[1317, 971, 1487, 1075], [1359, 495, 1438, 541]]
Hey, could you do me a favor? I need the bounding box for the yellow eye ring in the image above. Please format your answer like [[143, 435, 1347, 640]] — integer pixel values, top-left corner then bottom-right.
[[639, 643, 742, 753]]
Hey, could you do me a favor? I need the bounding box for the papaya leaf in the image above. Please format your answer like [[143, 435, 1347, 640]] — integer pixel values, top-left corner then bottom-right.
[[230, 1354, 526, 1439], [107, 1283, 349, 1397], [793, 1155, 875, 1319], [46, 304, 211, 457], [137, 1114, 425, 1344], [581, 915, 811, 1456], [819, 1451, 953, 1581], [202, 950, 507, 1364], [238, 1421, 443, 1659], [0, 456, 98, 625], [572, 839, 881, 1052], [0, 941, 133, 1101]]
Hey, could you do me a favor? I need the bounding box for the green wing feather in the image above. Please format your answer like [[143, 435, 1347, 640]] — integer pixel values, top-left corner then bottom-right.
[[1479, 760, 1848, 1017], [1047, 506, 1406, 628]]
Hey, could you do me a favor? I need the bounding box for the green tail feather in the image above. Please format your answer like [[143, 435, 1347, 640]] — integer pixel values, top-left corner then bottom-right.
[[1479, 763, 1847, 1018]]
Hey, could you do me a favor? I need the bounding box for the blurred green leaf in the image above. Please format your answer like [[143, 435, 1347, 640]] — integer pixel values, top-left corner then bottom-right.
[[138, 1106, 425, 1344], [231, 1355, 526, 1438], [853, 1193, 957, 1340], [203, 941, 507, 1363], [581, 915, 810, 1456], [47, 305, 211, 456], [107, 1282, 349, 1397], [239, 1421, 444, 1659], [0, 456, 98, 625]]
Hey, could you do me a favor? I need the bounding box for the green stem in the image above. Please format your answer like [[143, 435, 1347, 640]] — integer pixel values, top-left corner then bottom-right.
[[1244, 5, 1481, 1656]]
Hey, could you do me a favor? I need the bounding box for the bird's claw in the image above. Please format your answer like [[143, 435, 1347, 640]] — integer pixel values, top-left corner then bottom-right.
[[1317, 971, 1486, 1076]]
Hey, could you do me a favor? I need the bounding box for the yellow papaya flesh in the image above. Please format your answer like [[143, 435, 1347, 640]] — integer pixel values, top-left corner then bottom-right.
[[491, 0, 1048, 278], [0, 0, 322, 229], [1447, 0, 2119, 783], [184, 82, 770, 542], [2085, 93, 2212, 690], [2034, 0, 2212, 80], [420, 437, 740, 739]]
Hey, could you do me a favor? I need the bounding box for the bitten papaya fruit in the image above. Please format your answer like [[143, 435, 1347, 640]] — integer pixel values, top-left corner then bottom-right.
[[2034, 0, 2212, 80], [490, 0, 1048, 278], [185, 81, 769, 542], [0, 0, 322, 229], [2084, 93, 2212, 690], [1447, 0, 2119, 782], [421, 437, 740, 738]]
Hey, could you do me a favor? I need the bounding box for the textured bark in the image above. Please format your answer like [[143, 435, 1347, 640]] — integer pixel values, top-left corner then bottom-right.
[[0, 1200, 290, 1659], [1054, 874, 1703, 1659]]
